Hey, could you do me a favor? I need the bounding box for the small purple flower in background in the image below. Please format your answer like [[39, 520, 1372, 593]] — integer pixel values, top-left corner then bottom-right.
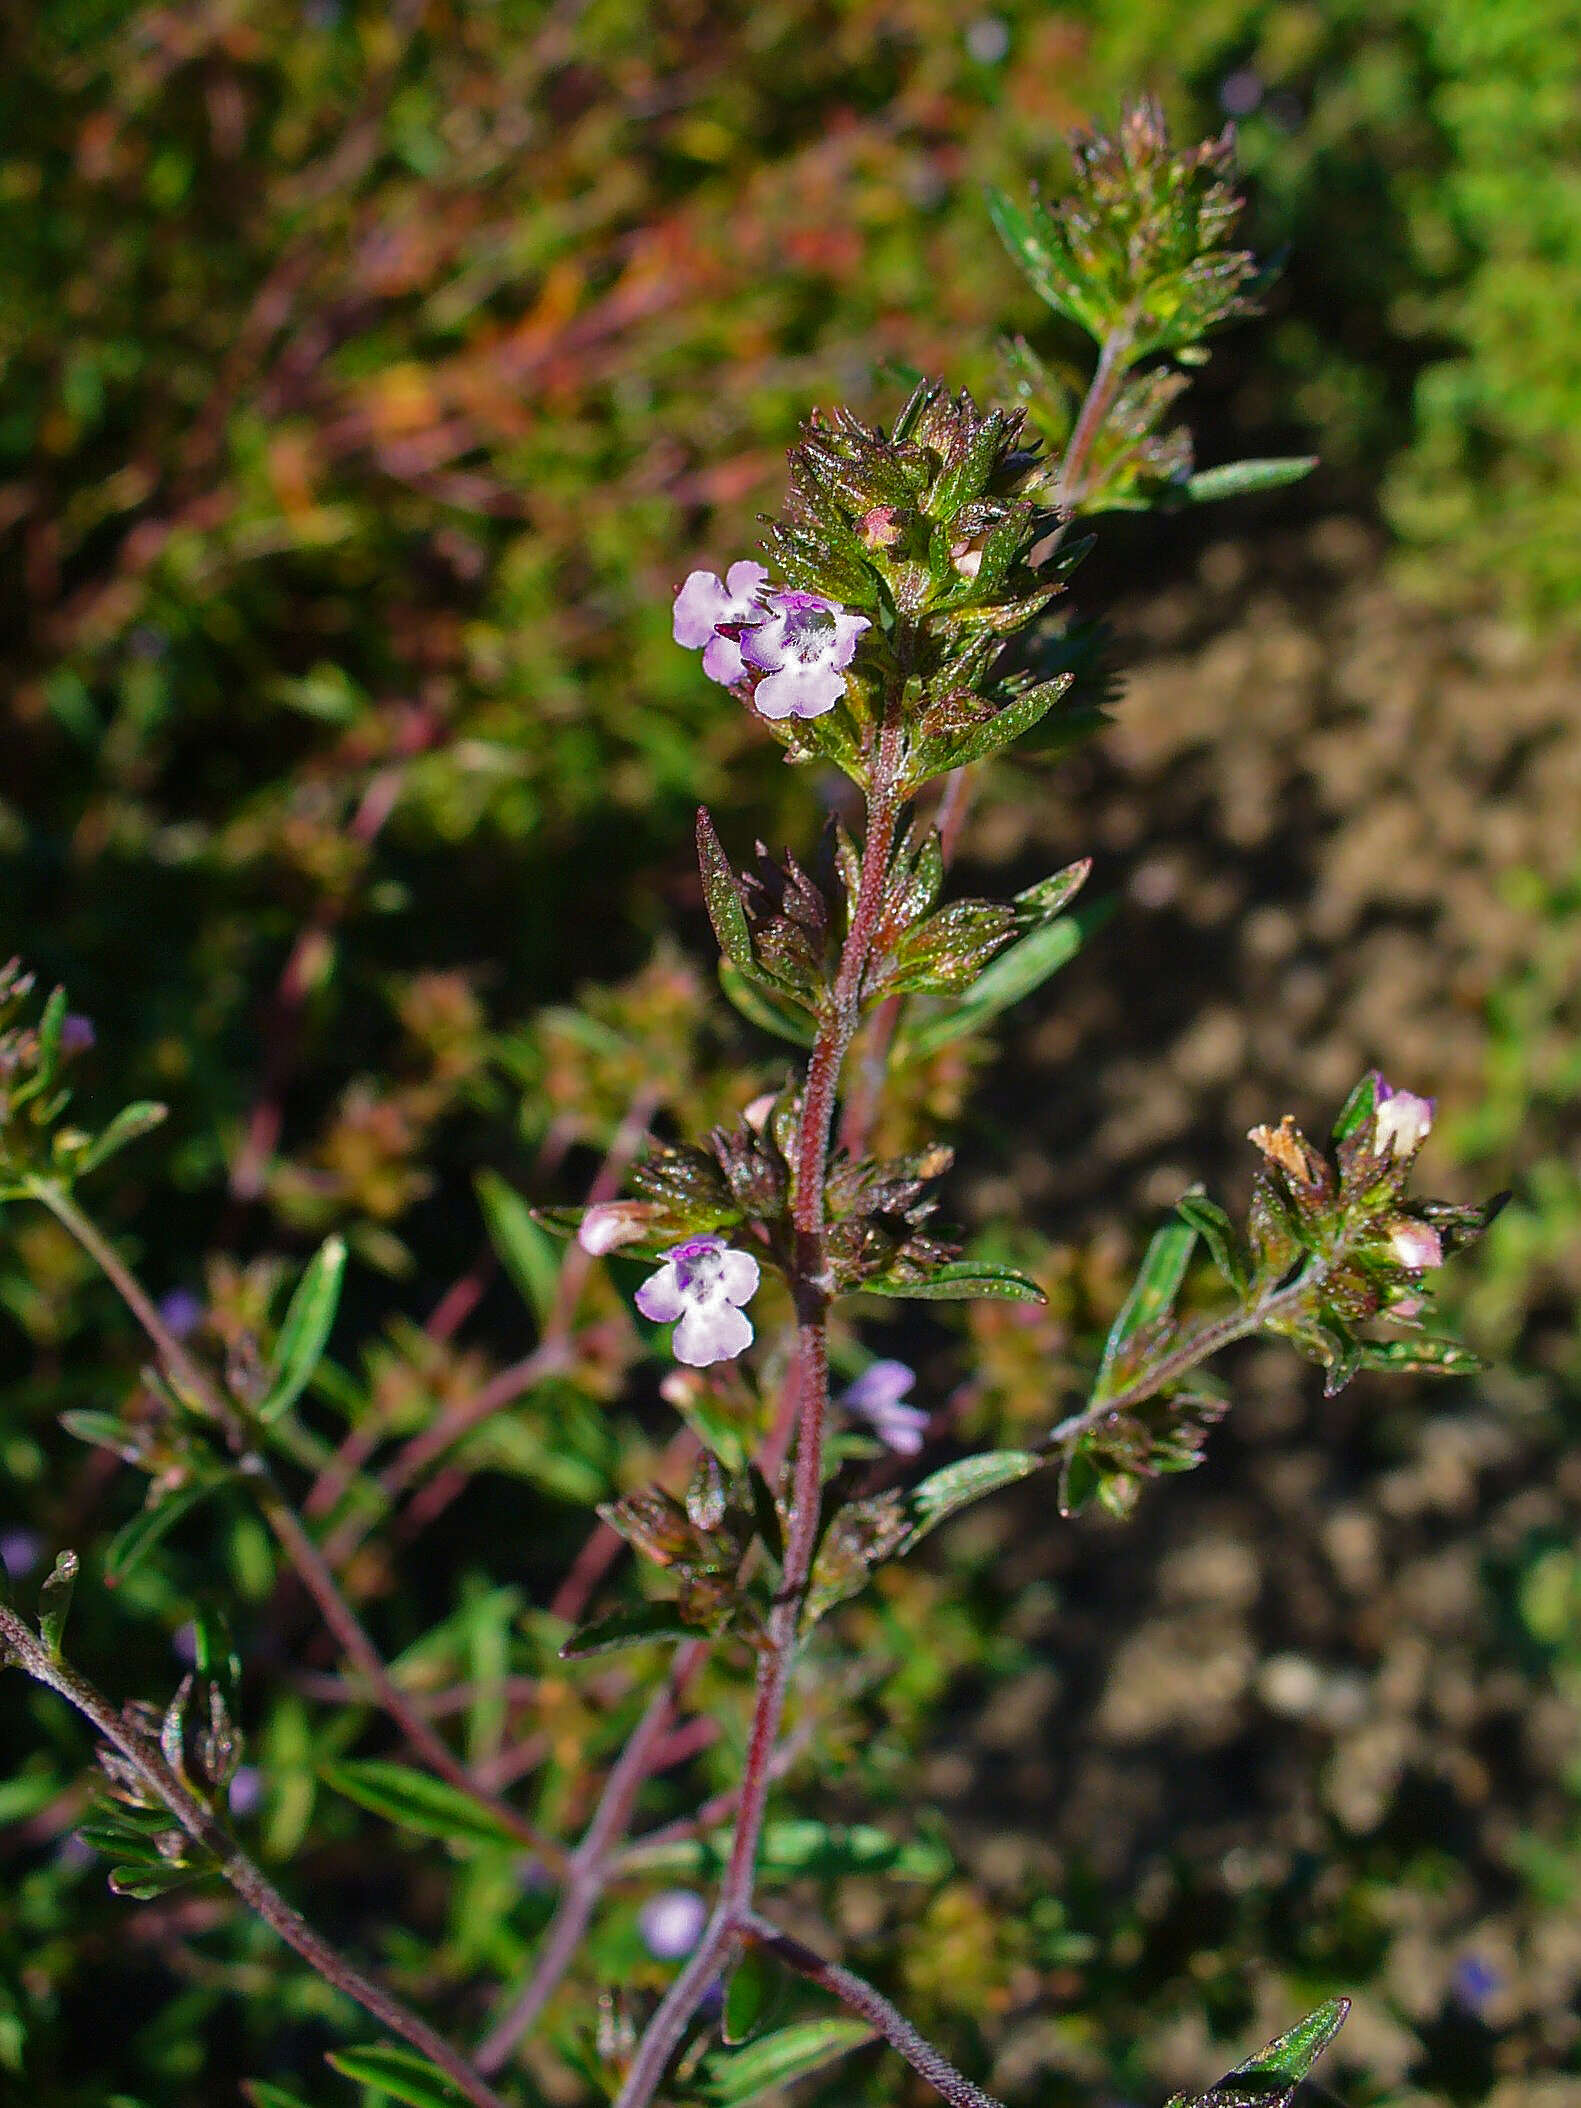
[[841, 1359, 929, 1456], [740, 590, 869, 720], [1373, 1080, 1434, 1158], [1452, 1954, 1502, 2016], [635, 1235, 760, 1367], [158, 1287, 204, 1340], [672, 560, 769, 686], [228, 1766, 264, 1817], [0, 1528, 43, 1580], [638, 1888, 709, 1960], [60, 1014, 96, 1055], [1388, 1219, 1444, 1272]]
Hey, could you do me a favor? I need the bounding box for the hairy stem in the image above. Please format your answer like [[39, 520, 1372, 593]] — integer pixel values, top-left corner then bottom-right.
[[743, 1914, 1004, 2108], [1054, 321, 1134, 512], [0, 1605, 512, 2108], [611, 707, 908, 2108]]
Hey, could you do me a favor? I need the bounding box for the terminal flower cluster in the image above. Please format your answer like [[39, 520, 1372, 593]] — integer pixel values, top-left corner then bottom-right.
[[673, 562, 869, 720]]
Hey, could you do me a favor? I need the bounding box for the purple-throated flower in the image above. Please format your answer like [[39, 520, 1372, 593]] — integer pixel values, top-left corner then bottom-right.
[[672, 563, 869, 720], [841, 1359, 929, 1456], [635, 1234, 760, 1368], [1373, 1081, 1434, 1158], [672, 561, 769, 686], [739, 589, 870, 719]]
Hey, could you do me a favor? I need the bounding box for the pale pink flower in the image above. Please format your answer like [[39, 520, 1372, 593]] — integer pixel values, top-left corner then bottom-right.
[[1372, 1081, 1434, 1158], [635, 1234, 760, 1367], [1388, 1219, 1444, 1271]]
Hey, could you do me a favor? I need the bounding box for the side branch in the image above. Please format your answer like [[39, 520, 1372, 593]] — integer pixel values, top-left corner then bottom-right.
[[0, 1604, 513, 2108], [743, 1913, 1005, 2108]]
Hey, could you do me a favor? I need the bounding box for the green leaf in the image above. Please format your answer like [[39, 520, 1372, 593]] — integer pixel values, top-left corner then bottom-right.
[[1014, 857, 1092, 927], [985, 186, 1074, 324], [703, 2018, 874, 2107], [861, 1261, 1045, 1304], [622, 1818, 949, 1885], [318, 1760, 518, 1848], [902, 1450, 1041, 1550], [1331, 1071, 1379, 1145], [1174, 1190, 1249, 1295], [557, 1602, 696, 1659], [59, 1409, 145, 1463], [38, 1550, 78, 1655], [258, 1236, 347, 1422], [912, 673, 1075, 779], [475, 1171, 559, 1329], [722, 1948, 781, 2046], [902, 897, 1108, 1058], [1183, 456, 1317, 504], [107, 1862, 204, 1900], [718, 961, 817, 1047], [244, 2084, 320, 2108], [1357, 1336, 1484, 1378], [326, 2045, 467, 2108], [105, 1479, 225, 1586], [1094, 1223, 1196, 1401], [76, 1101, 168, 1176], [696, 807, 755, 971], [1172, 1997, 1350, 2108], [34, 987, 67, 1094]]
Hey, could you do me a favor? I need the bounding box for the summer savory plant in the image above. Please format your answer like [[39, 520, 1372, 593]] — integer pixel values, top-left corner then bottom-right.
[[0, 105, 1499, 2108]]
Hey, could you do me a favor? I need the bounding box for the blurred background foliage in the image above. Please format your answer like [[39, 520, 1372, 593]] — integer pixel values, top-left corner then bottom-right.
[[2, 2, 1581, 2105]]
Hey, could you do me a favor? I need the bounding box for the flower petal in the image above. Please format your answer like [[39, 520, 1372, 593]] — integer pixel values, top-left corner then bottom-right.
[[701, 631, 747, 686], [724, 559, 769, 599], [740, 613, 788, 673], [755, 662, 845, 720], [672, 570, 734, 649], [716, 1248, 760, 1306], [635, 1264, 686, 1324], [828, 611, 871, 667], [672, 1299, 754, 1367], [844, 1358, 915, 1413], [866, 1400, 929, 1456]]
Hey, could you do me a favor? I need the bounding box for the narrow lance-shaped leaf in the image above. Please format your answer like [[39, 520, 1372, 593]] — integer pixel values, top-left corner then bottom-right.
[[558, 1602, 697, 1660], [1170, 1998, 1350, 2108], [1357, 1337, 1485, 1378], [902, 1450, 1042, 1552], [38, 1549, 78, 1656], [326, 2044, 467, 2108], [244, 2085, 320, 2108], [703, 2019, 875, 2107], [257, 1235, 346, 1422], [105, 1478, 227, 1586], [1094, 1222, 1196, 1401], [1183, 457, 1317, 505], [718, 960, 817, 1047], [475, 1171, 560, 1329], [76, 1101, 168, 1177], [1175, 1189, 1249, 1294], [862, 1260, 1046, 1304], [319, 1759, 519, 1848], [697, 807, 755, 971], [903, 914, 1087, 1058], [621, 1818, 949, 1884]]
